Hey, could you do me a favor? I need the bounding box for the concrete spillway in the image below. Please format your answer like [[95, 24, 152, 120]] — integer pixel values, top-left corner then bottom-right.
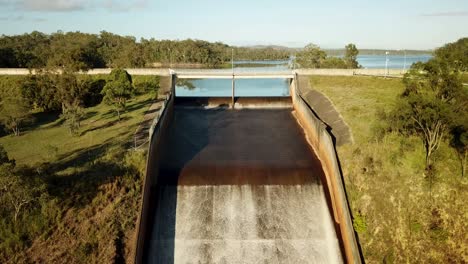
[[144, 109, 343, 263]]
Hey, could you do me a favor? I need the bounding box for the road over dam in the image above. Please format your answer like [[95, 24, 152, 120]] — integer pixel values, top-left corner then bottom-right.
[[134, 72, 361, 263]]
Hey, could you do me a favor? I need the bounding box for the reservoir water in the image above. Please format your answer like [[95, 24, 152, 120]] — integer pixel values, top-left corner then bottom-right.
[[356, 54, 432, 69], [176, 78, 290, 97], [175, 55, 431, 97]]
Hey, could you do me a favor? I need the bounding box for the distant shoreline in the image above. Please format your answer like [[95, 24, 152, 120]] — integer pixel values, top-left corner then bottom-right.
[[325, 49, 433, 56]]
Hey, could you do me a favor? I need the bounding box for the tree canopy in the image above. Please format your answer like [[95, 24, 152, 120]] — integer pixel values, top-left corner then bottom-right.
[[101, 69, 133, 120], [344, 44, 359, 68], [294, 43, 360, 69], [434, 37, 468, 71], [389, 38, 468, 178], [0, 31, 292, 69]]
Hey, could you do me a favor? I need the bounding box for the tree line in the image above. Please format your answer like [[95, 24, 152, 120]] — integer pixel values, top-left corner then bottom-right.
[[0, 31, 292, 69], [0, 69, 159, 136]]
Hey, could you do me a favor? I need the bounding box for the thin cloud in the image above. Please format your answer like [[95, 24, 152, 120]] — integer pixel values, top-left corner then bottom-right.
[[102, 0, 148, 12], [421, 11, 468, 17], [0, 15, 47, 22], [19, 0, 87, 11], [1, 0, 148, 12]]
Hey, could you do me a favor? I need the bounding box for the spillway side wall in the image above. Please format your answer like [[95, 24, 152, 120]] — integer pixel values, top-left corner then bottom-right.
[[134, 78, 175, 264], [290, 75, 361, 263]]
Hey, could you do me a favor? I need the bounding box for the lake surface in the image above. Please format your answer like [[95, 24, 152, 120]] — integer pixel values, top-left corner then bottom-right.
[[234, 55, 432, 70], [175, 55, 432, 97], [176, 78, 290, 97], [357, 54, 432, 69]]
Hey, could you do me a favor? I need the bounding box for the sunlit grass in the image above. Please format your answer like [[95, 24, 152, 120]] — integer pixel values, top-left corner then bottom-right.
[[0, 93, 154, 167], [309, 75, 467, 263]]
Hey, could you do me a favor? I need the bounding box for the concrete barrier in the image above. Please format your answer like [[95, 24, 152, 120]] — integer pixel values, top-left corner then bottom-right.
[[291, 74, 362, 263], [134, 75, 175, 264], [0, 68, 171, 76], [295, 68, 407, 76], [0, 67, 405, 77]]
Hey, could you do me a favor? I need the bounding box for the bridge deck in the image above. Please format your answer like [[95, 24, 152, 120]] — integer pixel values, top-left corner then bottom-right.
[[144, 108, 343, 263], [174, 69, 294, 79]]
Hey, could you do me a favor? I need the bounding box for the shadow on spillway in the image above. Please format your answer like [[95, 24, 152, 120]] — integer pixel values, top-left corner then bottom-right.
[[144, 108, 343, 264]]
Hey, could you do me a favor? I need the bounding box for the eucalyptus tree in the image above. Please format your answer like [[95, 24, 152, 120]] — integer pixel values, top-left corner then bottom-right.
[[390, 59, 466, 177], [101, 69, 133, 121], [345, 43, 360, 68], [294, 44, 327, 68], [0, 96, 32, 136]]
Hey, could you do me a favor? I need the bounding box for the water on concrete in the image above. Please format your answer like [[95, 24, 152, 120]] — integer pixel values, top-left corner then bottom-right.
[[145, 108, 342, 264]]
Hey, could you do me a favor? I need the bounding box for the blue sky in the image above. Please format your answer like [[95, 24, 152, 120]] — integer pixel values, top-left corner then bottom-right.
[[0, 0, 467, 49]]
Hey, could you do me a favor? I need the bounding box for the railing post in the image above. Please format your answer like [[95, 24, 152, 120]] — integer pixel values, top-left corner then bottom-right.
[[232, 73, 235, 109]]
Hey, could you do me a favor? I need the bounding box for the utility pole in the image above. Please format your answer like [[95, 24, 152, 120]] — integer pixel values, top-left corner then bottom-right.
[[385, 51, 389, 78]]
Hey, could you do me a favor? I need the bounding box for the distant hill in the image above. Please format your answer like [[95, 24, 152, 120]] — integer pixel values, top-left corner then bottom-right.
[[240, 45, 300, 53]]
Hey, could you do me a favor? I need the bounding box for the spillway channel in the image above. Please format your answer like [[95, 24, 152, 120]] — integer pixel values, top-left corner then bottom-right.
[[144, 108, 343, 263]]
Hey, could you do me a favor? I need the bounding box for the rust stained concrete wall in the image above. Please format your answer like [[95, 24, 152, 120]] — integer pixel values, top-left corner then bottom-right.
[[134, 76, 175, 264], [290, 76, 362, 263]]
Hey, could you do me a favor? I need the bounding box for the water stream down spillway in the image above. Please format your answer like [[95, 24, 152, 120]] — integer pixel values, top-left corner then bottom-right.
[[145, 108, 343, 263]]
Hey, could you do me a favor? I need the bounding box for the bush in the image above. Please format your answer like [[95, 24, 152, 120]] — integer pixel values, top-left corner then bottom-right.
[[133, 75, 160, 95]]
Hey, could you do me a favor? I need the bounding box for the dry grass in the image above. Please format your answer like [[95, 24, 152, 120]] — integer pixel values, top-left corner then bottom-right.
[[310, 75, 468, 263]]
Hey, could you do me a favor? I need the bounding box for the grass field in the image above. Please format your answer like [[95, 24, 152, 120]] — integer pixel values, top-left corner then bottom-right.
[[0, 75, 157, 263], [310, 76, 467, 263], [0, 93, 153, 166]]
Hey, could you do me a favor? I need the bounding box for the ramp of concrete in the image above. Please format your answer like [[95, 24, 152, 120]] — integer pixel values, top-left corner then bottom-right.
[[134, 74, 361, 264], [297, 76, 353, 146], [144, 108, 343, 263]]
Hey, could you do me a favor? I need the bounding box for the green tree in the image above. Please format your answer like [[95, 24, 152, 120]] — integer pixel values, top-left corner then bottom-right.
[[434, 37, 468, 71], [0, 96, 32, 136], [55, 71, 88, 134], [344, 43, 360, 68], [133, 75, 160, 94], [294, 44, 327, 68], [391, 60, 465, 174], [321, 57, 348, 68], [0, 144, 13, 165], [0, 164, 47, 223], [450, 115, 468, 177], [20, 71, 60, 111], [101, 69, 133, 120], [61, 100, 84, 135]]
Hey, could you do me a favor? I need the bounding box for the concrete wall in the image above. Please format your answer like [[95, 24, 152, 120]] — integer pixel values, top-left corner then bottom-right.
[[134, 74, 361, 262], [295, 68, 407, 76], [134, 76, 175, 264], [296, 75, 353, 146], [0, 67, 405, 77], [0, 68, 170, 76], [290, 75, 361, 263]]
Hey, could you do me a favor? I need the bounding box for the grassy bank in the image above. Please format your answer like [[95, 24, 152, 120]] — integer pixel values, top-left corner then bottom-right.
[[310, 76, 467, 263], [0, 75, 157, 263]]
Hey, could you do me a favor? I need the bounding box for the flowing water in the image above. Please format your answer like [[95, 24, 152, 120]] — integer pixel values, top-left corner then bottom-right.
[[150, 184, 341, 264], [145, 109, 343, 263]]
